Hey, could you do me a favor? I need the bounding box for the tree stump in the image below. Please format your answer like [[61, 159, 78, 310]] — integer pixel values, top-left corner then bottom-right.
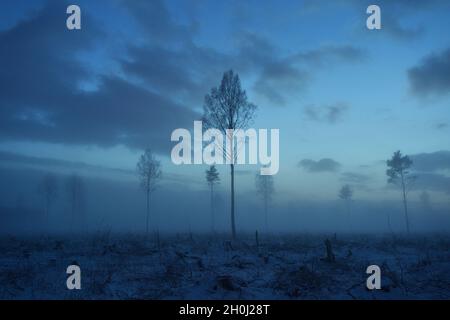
[[324, 239, 335, 262]]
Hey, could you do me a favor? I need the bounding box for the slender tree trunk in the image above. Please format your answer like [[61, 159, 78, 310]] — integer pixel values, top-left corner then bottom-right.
[[46, 197, 50, 226], [188, 217, 193, 241], [230, 163, 236, 240], [210, 184, 215, 233], [387, 212, 393, 234], [400, 173, 410, 234], [146, 190, 150, 235], [264, 197, 268, 234], [44, 197, 49, 236], [70, 193, 75, 234], [347, 200, 351, 231]]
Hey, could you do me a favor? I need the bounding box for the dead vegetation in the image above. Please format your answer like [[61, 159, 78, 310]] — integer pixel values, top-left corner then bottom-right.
[[0, 233, 450, 299]]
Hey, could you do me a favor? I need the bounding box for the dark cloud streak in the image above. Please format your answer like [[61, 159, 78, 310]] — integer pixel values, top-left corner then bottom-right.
[[410, 151, 450, 172], [0, 1, 198, 154], [304, 103, 349, 124], [408, 48, 450, 97], [298, 158, 341, 173]]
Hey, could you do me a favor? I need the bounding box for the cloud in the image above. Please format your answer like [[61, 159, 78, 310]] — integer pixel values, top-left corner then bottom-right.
[[410, 151, 450, 172], [304, 103, 349, 124], [368, 1, 428, 41], [292, 45, 366, 66], [302, 0, 438, 41], [298, 158, 341, 173], [381, 13, 424, 41], [0, 0, 368, 156], [0, 1, 198, 153], [121, 6, 317, 109], [120, 0, 194, 43], [340, 172, 371, 184], [121, 6, 365, 109], [408, 48, 450, 97], [413, 173, 450, 194], [0, 150, 203, 185], [0, 150, 130, 175], [339, 171, 372, 191], [253, 60, 310, 106], [254, 43, 365, 105], [122, 43, 230, 107], [435, 123, 448, 130]]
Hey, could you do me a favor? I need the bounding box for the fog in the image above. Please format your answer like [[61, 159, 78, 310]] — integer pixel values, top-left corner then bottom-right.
[[1, 163, 449, 237]]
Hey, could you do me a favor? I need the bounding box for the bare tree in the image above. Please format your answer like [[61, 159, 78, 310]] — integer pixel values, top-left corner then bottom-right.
[[65, 173, 85, 233], [206, 165, 220, 233], [202, 70, 257, 239], [137, 148, 162, 235], [419, 190, 432, 213], [38, 173, 58, 225], [255, 172, 274, 233], [386, 150, 415, 234], [338, 184, 353, 229]]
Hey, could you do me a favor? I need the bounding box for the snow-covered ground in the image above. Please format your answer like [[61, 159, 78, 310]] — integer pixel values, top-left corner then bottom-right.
[[1, 233, 450, 299]]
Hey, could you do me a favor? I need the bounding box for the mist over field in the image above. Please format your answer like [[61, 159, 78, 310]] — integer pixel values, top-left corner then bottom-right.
[[0, 163, 449, 236]]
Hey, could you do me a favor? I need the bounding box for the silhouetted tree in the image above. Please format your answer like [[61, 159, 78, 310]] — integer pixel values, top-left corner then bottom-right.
[[206, 165, 220, 233], [255, 172, 274, 233], [338, 184, 353, 230], [38, 173, 58, 224], [419, 190, 432, 213], [65, 173, 85, 233], [203, 70, 257, 239], [386, 150, 415, 234], [137, 148, 162, 235]]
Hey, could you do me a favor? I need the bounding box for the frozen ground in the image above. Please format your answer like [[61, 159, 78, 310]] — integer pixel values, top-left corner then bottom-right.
[[1, 233, 450, 299]]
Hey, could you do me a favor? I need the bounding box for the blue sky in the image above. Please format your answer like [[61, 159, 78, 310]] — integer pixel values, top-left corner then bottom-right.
[[0, 0, 449, 202]]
